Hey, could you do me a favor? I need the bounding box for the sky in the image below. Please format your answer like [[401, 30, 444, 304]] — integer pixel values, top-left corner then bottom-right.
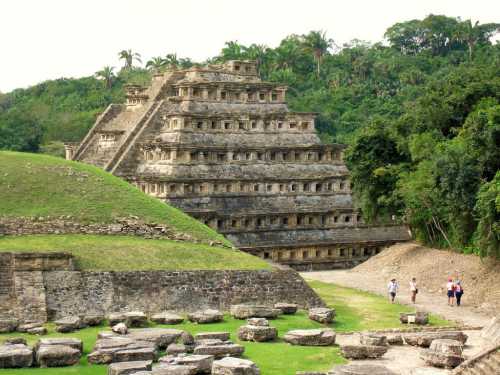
[[1, 0, 498, 92]]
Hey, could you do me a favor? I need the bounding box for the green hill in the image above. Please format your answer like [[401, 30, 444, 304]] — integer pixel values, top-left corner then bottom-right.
[[0, 151, 270, 270]]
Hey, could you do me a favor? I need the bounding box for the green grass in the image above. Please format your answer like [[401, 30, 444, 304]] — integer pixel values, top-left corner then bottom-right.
[[0, 151, 229, 245], [0, 313, 344, 375], [0, 283, 453, 375], [0, 235, 271, 271], [308, 280, 453, 331]]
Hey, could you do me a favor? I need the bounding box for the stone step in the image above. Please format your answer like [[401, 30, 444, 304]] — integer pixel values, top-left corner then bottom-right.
[[477, 361, 496, 374]]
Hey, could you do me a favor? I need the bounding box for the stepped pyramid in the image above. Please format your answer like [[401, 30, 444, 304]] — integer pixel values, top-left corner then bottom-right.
[[68, 60, 409, 270]]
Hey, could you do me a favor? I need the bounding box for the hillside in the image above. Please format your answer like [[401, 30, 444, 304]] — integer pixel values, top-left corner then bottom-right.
[[0, 151, 228, 245], [351, 242, 500, 316]]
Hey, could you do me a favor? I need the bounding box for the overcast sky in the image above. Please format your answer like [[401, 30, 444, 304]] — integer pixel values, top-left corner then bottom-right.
[[1, 0, 498, 92]]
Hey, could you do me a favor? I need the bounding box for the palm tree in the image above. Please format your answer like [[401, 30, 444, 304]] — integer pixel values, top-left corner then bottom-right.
[[95, 66, 115, 89], [146, 56, 167, 72], [164, 53, 180, 68], [454, 20, 500, 60], [244, 44, 269, 76], [118, 49, 142, 69], [301, 31, 334, 78]]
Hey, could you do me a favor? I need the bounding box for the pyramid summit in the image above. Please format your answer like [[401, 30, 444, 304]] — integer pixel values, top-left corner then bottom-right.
[[68, 60, 409, 269]]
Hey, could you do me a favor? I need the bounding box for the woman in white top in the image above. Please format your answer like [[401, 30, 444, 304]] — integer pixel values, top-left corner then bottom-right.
[[410, 277, 418, 303], [387, 278, 398, 303], [446, 278, 455, 306]]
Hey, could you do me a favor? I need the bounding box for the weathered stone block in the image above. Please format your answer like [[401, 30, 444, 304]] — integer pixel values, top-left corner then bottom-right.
[[82, 314, 105, 326], [194, 343, 244, 358], [36, 344, 81, 367], [0, 320, 18, 333], [328, 364, 397, 375], [108, 360, 152, 375], [54, 316, 82, 333], [274, 303, 298, 315], [283, 329, 335, 346], [0, 344, 33, 368], [403, 331, 467, 348], [188, 309, 223, 324], [400, 312, 429, 325], [238, 324, 277, 342], [359, 333, 387, 346], [159, 354, 214, 374], [420, 349, 464, 369], [35, 338, 83, 353], [153, 364, 197, 374], [151, 312, 184, 325], [112, 323, 128, 335], [212, 357, 260, 375], [195, 332, 230, 342], [230, 305, 280, 320], [340, 345, 388, 360], [166, 343, 187, 356], [308, 308, 335, 324]]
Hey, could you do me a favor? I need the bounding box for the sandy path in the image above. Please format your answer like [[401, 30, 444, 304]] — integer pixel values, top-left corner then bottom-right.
[[302, 270, 492, 328]]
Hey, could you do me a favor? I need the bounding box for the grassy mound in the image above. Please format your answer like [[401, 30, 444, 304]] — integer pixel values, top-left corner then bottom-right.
[[0, 235, 271, 271], [0, 151, 228, 245]]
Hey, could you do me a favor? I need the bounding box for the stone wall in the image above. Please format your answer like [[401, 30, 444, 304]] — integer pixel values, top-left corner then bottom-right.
[[1, 253, 324, 321], [43, 268, 324, 320]]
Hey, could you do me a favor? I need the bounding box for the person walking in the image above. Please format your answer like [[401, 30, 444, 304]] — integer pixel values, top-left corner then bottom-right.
[[446, 278, 455, 306], [388, 278, 399, 303], [410, 277, 418, 303], [455, 280, 464, 306]]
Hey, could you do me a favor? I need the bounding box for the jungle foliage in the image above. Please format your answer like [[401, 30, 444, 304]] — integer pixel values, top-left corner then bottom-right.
[[0, 15, 498, 255]]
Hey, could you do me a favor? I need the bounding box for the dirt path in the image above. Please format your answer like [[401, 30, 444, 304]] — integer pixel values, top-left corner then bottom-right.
[[302, 269, 492, 328]]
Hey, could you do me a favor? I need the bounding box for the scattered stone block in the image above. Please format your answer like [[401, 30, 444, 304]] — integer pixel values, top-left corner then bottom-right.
[[247, 318, 269, 327], [127, 328, 185, 350], [108, 360, 152, 375], [17, 322, 43, 333], [55, 316, 82, 333], [386, 334, 404, 345], [187, 309, 223, 324], [82, 315, 105, 326], [359, 333, 387, 346], [274, 303, 298, 315], [153, 364, 197, 374], [230, 305, 280, 320], [400, 312, 429, 325], [195, 332, 230, 342], [308, 308, 335, 324], [125, 312, 148, 327], [0, 319, 18, 333], [159, 354, 214, 374], [113, 323, 128, 335], [35, 338, 83, 353], [283, 329, 336, 346], [212, 357, 260, 375], [328, 364, 397, 375], [151, 312, 184, 325], [194, 342, 244, 358], [167, 344, 187, 356], [88, 337, 157, 364], [238, 320, 277, 342], [403, 331, 467, 348], [420, 339, 464, 369], [340, 345, 388, 360], [4, 338, 26, 345], [36, 344, 81, 367], [28, 327, 47, 335], [296, 372, 326, 375], [0, 343, 33, 368]]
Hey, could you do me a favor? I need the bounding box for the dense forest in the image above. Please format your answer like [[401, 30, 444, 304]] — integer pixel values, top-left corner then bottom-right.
[[0, 15, 499, 256]]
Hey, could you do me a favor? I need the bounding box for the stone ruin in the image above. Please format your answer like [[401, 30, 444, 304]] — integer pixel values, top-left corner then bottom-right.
[[68, 60, 410, 270]]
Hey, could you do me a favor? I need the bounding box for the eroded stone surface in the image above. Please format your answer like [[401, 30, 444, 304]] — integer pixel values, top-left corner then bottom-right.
[[113, 323, 128, 335], [35, 338, 83, 352], [159, 354, 214, 374], [400, 312, 429, 325], [0, 320, 18, 334], [36, 344, 81, 367], [274, 303, 298, 315], [0, 344, 33, 368], [188, 309, 223, 324], [212, 357, 260, 375], [151, 312, 184, 325], [403, 331, 468, 348], [108, 360, 153, 375], [308, 308, 335, 324], [194, 343, 244, 358], [420, 350, 464, 369], [230, 305, 281, 320], [283, 329, 336, 346], [238, 324, 277, 342], [328, 364, 397, 375], [54, 316, 82, 333], [340, 344, 388, 359], [88, 336, 157, 364], [359, 333, 387, 346], [195, 332, 230, 342]]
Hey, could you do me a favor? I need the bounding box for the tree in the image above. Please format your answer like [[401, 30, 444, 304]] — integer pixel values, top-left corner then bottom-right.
[[95, 66, 115, 89], [118, 49, 142, 69], [474, 172, 500, 257], [146, 56, 167, 72], [454, 20, 500, 60], [301, 31, 333, 77]]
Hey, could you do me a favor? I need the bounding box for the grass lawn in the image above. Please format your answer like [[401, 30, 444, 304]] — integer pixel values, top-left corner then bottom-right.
[[0, 151, 229, 245], [0, 282, 453, 374], [309, 280, 453, 331], [0, 235, 271, 271]]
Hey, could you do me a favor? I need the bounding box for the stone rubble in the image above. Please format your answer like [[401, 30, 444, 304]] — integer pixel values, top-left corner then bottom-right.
[[274, 303, 298, 315], [188, 309, 224, 324], [308, 308, 335, 324], [212, 357, 260, 375], [0, 343, 34, 368], [237, 318, 277, 342], [230, 305, 281, 320], [283, 329, 336, 346]]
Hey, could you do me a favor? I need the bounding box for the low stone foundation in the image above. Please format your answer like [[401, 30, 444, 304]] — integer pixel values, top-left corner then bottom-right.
[[0, 252, 324, 322]]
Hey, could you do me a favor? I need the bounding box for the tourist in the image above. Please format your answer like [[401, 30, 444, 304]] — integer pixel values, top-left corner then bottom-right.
[[387, 278, 399, 303], [410, 277, 418, 303], [455, 280, 464, 306], [446, 278, 455, 306]]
